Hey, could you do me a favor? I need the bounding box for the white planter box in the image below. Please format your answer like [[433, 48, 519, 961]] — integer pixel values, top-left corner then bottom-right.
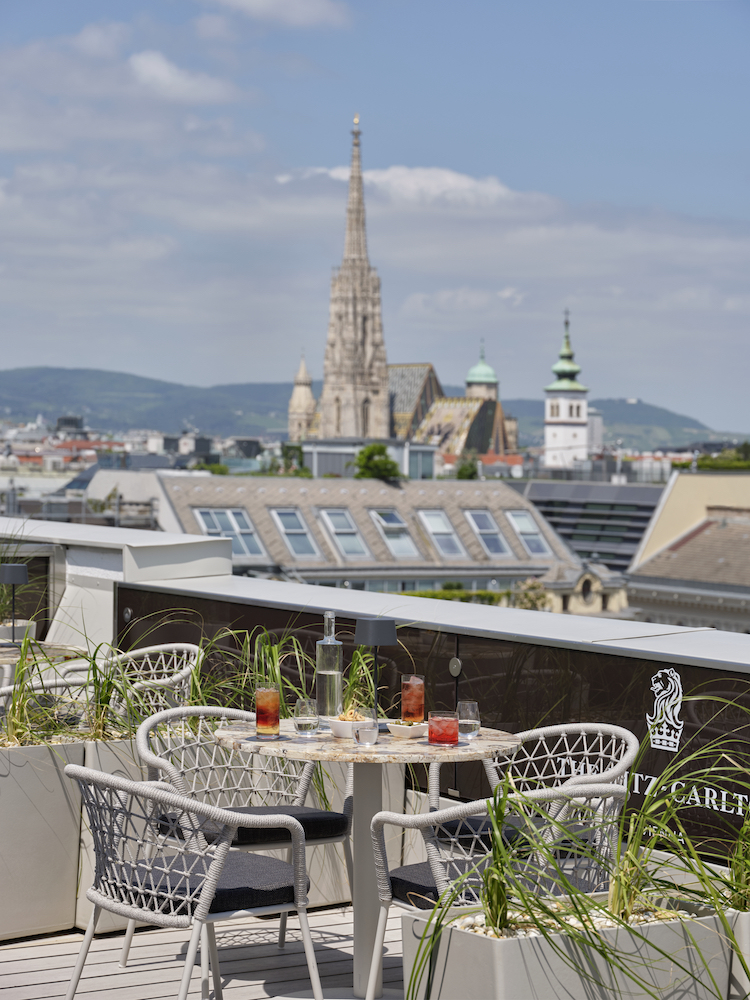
[[0, 742, 84, 941], [402, 904, 737, 1000]]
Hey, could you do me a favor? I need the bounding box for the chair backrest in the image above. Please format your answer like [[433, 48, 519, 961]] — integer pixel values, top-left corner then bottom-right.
[[486, 723, 640, 794], [373, 782, 627, 908], [65, 763, 238, 929], [136, 706, 316, 810]]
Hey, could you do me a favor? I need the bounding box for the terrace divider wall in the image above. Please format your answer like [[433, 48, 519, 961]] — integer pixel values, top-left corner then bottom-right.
[[116, 582, 750, 855]]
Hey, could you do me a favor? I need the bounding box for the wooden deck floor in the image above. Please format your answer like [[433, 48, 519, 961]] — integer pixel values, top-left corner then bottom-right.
[[0, 907, 404, 1000]]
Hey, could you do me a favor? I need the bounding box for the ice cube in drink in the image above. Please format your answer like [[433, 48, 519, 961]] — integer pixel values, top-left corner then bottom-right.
[[256, 686, 280, 740], [401, 674, 425, 724], [428, 712, 459, 746]]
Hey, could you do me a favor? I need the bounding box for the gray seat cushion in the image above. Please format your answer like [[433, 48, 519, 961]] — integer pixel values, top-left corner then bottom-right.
[[389, 860, 484, 910], [229, 805, 349, 845], [117, 850, 303, 916], [159, 804, 348, 846]]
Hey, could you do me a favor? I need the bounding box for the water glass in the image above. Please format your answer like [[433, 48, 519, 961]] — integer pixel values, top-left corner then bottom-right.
[[255, 684, 280, 741], [353, 708, 379, 746], [294, 698, 319, 738], [457, 701, 480, 740], [428, 711, 459, 746]]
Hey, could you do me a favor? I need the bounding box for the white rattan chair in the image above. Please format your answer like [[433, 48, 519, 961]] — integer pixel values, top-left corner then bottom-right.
[[428, 722, 640, 809], [127, 706, 354, 962], [0, 643, 201, 721], [64, 763, 323, 1000], [366, 782, 627, 1000]]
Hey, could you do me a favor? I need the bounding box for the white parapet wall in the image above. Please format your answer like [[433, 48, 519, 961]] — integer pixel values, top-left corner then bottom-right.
[[0, 517, 232, 649]]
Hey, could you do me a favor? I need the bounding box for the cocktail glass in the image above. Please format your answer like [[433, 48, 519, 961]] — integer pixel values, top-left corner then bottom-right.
[[428, 711, 459, 746], [401, 674, 425, 724], [457, 700, 480, 739], [256, 684, 280, 741]]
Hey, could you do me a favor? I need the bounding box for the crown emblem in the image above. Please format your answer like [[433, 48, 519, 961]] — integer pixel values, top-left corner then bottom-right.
[[646, 668, 684, 754]]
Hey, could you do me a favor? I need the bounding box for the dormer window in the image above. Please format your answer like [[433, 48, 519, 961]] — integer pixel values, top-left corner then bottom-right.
[[321, 509, 368, 557], [465, 510, 511, 557], [418, 510, 465, 558], [371, 510, 419, 558], [195, 508, 265, 558], [507, 510, 551, 556], [271, 509, 319, 557]]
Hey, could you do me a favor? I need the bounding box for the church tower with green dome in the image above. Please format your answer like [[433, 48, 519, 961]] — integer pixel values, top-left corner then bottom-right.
[[543, 312, 590, 468], [465, 341, 498, 401]]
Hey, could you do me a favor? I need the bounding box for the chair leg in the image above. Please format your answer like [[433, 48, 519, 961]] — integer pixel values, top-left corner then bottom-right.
[[278, 845, 292, 948], [343, 836, 354, 903], [365, 904, 390, 1000], [65, 906, 101, 1000], [206, 923, 223, 1000], [297, 907, 323, 1000], [201, 924, 210, 999], [119, 918, 136, 967], [178, 921, 203, 1000], [277, 911, 288, 949]]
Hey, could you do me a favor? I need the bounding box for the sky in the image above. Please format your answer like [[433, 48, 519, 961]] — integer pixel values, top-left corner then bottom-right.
[[0, 1, 749, 430]]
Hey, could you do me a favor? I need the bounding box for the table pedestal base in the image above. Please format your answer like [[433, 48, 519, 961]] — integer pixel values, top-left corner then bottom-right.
[[353, 762, 383, 998]]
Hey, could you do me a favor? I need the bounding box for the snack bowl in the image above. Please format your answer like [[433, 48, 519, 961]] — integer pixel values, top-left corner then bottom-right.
[[387, 721, 428, 739], [328, 718, 356, 739]]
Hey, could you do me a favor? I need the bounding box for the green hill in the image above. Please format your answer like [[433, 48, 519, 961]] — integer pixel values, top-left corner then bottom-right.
[[0, 368, 738, 449]]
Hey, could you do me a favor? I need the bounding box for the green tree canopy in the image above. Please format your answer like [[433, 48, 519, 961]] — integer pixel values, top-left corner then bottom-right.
[[353, 443, 401, 483]]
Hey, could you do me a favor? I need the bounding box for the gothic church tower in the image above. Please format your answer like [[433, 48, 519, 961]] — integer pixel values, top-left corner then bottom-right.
[[316, 118, 389, 439]]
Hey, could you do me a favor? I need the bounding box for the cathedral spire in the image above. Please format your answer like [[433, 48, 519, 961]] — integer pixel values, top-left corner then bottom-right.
[[342, 115, 368, 263]]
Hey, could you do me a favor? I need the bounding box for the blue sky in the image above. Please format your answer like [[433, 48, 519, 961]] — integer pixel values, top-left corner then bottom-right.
[[0, 1, 749, 431]]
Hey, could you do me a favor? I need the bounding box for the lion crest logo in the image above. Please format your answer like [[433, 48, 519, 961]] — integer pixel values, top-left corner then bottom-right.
[[646, 668, 684, 753]]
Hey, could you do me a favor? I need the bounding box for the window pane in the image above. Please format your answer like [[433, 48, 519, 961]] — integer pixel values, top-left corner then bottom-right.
[[423, 511, 450, 532], [241, 533, 262, 555], [471, 512, 494, 532], [232, 510, 251, 530], [377, 510, 403, 526], [214, 511, 233, 532], [388, 532, 418, 557], [510, 512, 536, 533], [338, 534, 366, 555], [229, 534, 245, 555], [288, 533, 316, 555], [483, 534, 506, 554], [328, 511, 352, 531], [524, 535, 547, 554], [278, 511, 303, 531], [436, 534, 461, 556], [198, 510, 217, 531]]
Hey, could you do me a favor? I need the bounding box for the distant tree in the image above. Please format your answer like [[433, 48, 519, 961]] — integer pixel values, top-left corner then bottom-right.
[[512, 578, 549, 611], [740, 441, 750, 461], [353, 443, 401, 483], [455, 453, 478, 480]]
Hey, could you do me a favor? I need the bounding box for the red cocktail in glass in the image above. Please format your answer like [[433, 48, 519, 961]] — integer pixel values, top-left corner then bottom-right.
[[256, 685, 280, 740], [401, 674, 425, 724], [428, 711, 459, 746]]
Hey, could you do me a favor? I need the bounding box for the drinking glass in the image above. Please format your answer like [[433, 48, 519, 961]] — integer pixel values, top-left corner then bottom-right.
[[294, 698, 319, 738], [428, 711, 459, 746], [401, 674, 425, 724], [255, 684, 280, 741], [457, 701, 480, 740], [353, 707, 379, 747]]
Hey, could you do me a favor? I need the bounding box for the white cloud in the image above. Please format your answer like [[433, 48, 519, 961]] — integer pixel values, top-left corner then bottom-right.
[[129, 51, 238, 104], [210, 0, 349, 28], [70, 23, 130, 59], [194, 15, 234, 41]]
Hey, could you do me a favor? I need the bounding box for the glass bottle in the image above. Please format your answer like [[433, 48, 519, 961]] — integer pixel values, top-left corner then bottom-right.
[[316, 611, 343, 728]]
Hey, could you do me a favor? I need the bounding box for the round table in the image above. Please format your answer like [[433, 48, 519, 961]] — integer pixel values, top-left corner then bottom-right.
[[216, 721, 520, 999]]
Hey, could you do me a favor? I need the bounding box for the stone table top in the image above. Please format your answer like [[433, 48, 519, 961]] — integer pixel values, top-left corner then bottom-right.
[[215, 720, 521, 764]]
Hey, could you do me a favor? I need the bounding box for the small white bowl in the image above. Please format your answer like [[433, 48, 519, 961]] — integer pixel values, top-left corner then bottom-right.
[[387, 721, 428, 739], [328, 718, 356, 739]]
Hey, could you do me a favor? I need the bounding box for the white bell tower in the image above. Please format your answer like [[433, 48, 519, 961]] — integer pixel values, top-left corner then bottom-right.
[[543, 312, 589, 468]]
